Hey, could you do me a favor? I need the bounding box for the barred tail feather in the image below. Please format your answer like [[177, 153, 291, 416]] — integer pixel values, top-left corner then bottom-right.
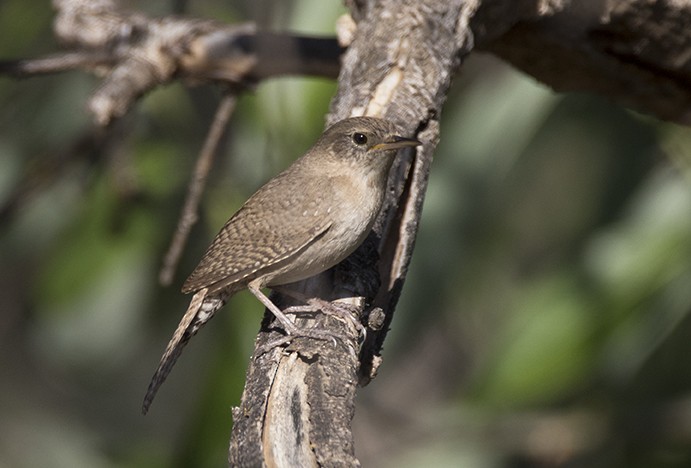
[[142, 288, 225, 414]]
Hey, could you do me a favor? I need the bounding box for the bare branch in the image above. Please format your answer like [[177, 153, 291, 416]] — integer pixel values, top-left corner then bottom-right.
[[0, 51, 114, 76], [474, 0, 691, 124], [41, 1, 341, 125], [5, 1, 689, 125], [159, 92, 238, 286]]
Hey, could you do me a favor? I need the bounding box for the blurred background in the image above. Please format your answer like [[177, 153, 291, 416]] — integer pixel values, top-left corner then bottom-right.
[[2, 1, 691, 467]]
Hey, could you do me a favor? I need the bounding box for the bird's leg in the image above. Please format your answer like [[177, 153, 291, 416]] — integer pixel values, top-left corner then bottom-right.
[[247, 281, 299, 334], [247, 280, 342, 345]]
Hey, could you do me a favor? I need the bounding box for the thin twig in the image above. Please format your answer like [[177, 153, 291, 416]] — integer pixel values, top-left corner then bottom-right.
[[0, 51, 115, 76], [159, 91, 238, 286]]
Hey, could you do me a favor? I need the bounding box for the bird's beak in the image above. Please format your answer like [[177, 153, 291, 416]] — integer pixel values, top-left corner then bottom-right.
[[370, 136, 421, 152]]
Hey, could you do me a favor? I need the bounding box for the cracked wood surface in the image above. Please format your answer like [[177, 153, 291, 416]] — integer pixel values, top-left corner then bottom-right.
[[230, 0, 474, 465]]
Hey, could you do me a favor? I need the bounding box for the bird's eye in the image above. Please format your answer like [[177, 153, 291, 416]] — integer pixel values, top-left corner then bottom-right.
[[352, 132, 368, 145]]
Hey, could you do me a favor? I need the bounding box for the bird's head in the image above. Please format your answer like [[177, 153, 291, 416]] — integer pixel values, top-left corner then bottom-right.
[[313, 117, 420, 175]]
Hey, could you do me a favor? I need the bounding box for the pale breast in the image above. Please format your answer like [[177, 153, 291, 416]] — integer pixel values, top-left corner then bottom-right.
[[265, 172, 384, 287]]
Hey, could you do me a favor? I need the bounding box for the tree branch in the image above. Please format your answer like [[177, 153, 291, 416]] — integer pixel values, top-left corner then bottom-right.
[[229, 0, 476, 465], [474, 0, 691, 124], [159, 92, 237, 286], [1, 0, 342, 125], [3, 1, 688, 125]]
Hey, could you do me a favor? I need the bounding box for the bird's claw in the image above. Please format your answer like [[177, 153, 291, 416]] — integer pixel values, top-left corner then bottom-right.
[[283, 298, 365, 337], [257, 325, 342, 355]]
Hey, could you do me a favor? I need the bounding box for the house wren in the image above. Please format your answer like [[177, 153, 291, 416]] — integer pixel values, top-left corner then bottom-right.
[[142, 117, 420, 413]]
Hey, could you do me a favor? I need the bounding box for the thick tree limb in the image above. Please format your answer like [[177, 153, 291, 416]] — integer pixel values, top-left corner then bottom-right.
[[475, 0, 691, 123], [229, 0, 476, 465]]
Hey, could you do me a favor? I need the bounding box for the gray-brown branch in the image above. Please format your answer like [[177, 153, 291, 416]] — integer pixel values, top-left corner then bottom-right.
[[2, 0, 689, 125], [229, 0, 476, 465], [228, 0, 691, 464]]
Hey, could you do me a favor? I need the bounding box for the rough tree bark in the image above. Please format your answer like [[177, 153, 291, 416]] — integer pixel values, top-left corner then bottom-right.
[[230, 2, 475, 465], [474, 0, 691, 123], [4, 1, 689, 124], [2, 0, 689, 466]]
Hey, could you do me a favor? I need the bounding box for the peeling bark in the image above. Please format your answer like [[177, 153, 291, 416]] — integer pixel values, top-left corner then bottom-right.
[[230, 0, 474, 465], [476, 0, 691, 123]]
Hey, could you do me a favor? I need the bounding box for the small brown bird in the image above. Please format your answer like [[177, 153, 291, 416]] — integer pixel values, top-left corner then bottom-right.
[[142, 117, 419, 413]]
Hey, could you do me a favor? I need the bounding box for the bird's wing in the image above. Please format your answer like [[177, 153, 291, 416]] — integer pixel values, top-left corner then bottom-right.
[[182, 174, 333, 294]]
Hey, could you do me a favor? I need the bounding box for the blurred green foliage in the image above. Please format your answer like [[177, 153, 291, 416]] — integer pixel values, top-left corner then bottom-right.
[[1, 1, 691, 467]]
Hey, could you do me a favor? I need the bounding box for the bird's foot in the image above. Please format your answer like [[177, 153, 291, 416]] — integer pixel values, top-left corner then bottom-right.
[[273, 286, 366, 337], [283, 299, 365, 337], [257, 324, 344, 355], [248, 282, 362, 355]]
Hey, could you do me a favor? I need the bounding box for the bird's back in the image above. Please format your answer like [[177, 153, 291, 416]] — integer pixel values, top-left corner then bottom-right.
[[182, 161, 334, 294]]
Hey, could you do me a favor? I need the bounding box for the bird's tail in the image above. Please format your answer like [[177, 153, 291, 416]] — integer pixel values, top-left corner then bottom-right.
[[142, 287, 226, 414]]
